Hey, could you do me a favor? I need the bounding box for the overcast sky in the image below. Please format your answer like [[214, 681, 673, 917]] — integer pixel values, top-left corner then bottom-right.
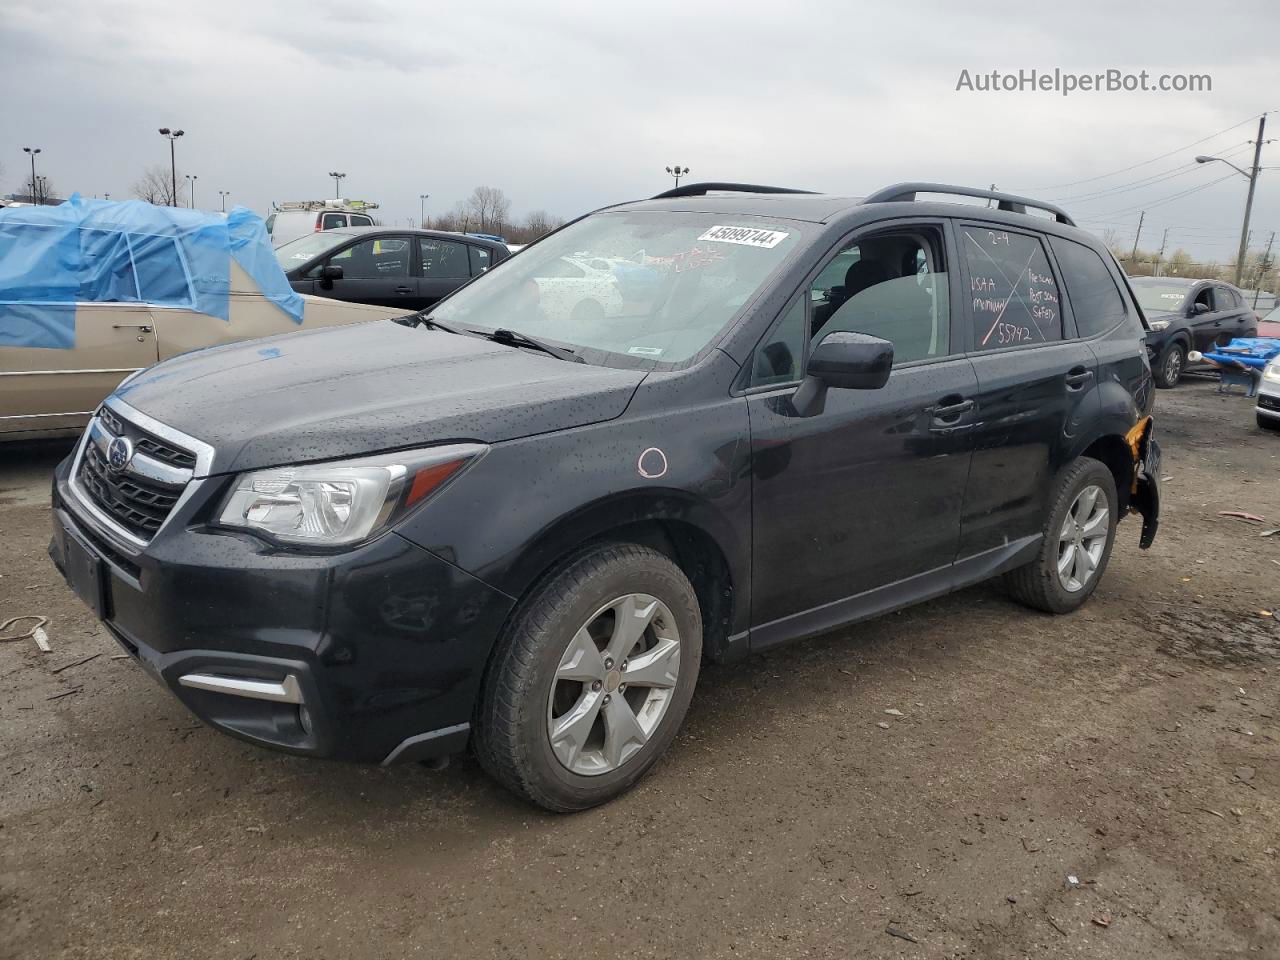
[[4, 0, 1280, 265]]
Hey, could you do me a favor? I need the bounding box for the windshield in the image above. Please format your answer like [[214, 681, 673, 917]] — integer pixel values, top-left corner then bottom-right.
[[429, 211, 802, 365], [273, 231, 352, 270], [1131, 282, 1190, 314]]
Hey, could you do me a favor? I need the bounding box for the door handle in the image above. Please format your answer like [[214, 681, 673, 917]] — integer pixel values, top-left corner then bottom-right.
[[112, 323, 153, 333], [931, 396, 974, 424], [394, 285, 414, 294], [1065, 367, 1094, 390]]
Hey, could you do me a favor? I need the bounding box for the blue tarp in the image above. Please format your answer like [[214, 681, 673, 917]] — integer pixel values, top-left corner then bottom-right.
[[0, 194, 304, 349], [1204, 337, 1280, 369]]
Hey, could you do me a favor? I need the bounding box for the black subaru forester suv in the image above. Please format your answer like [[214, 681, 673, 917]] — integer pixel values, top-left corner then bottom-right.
[[51, 182, 1160, 812]]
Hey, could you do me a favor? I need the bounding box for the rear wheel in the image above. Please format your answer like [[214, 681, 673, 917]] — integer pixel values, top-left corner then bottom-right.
[[1004, 457, 1118, 614], [474, 543, 702, 812], [1154, 341, 1186, 388]]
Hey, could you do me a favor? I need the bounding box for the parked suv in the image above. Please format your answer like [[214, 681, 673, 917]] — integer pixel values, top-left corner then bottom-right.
[[50, 182, 1161, 812], [1130, 276, 1258, 387]]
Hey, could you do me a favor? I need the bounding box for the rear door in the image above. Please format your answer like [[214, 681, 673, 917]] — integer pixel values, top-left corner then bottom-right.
[[955, 221, 1099, 559], [0, 303, 159, 436], [1216, 285, 1252, 341], [416, 237, 473, 308]]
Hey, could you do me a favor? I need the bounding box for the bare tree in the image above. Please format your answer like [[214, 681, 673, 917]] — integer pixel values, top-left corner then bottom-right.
[[465, 186, 511, 233], [133, 165, 183, 206]]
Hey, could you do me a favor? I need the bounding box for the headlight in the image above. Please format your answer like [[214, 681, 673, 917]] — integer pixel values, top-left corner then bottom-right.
[[217, 443, 485, 548], [1264, 361, 1280, 383], [1148, 319, 1171, 331]]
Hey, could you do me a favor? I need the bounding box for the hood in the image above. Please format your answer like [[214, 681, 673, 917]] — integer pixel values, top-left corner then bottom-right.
[[115, 320, 646, 474]]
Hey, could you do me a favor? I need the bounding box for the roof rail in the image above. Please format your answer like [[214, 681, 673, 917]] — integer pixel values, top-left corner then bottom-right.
[[652, 181, 818, 200], [862, 182, 1075, 226]]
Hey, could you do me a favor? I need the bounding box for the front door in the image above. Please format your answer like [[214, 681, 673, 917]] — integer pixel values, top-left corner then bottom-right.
[[747, 221, 977, 644], [954, 221, 1099, 558], [319, 235, 417, 309]]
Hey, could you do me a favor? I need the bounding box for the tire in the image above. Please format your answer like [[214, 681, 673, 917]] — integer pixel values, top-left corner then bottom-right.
[[1259, 412, 1280, 431], [1004, 457, 1119, 614], [474, 543, 702, 812], [1153, 340, 1186, 388]]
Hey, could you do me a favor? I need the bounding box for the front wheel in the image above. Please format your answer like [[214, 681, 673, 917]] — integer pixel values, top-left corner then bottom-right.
[[1004, 457, 1118, 614], [1259, 412, 1280, 431], [1154, 341, 1186, 388], [474, 543, 702, 812]]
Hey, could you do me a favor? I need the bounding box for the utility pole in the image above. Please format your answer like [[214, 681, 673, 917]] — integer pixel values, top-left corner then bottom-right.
[[1153, 228, 1170, 277], [1253, 230, 1276, 307], [1129, 211, 1145, 266], [1233, 114, 1267, 286]]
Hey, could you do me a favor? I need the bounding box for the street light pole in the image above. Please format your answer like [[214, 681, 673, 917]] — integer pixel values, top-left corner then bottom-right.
[[158, 128, 185, 206], [420, 193, 429, 229], [218, 190, 230, 212], [185, 174, 198, 209], [1197, 113, 1267, 286], [665, 164, 690, 188], [329, 172, 346, 198], [22, 147, 41, 204]]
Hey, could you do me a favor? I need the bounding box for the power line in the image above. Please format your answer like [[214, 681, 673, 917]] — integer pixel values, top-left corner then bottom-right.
[[1091, 172, 1238, 220], [1026, 112, 1262, 190], [1050, 143, 1252, 205]]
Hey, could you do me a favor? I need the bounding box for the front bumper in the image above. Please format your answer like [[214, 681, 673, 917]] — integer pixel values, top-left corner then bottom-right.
[[1257, 383, 1280, 420], [49, 454, 515, 765]]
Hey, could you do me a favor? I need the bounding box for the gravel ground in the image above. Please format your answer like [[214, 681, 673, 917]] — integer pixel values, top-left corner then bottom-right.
[[1, 377, 1277, 960]]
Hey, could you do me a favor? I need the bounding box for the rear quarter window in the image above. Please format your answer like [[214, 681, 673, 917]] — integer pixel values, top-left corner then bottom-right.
[[1048, 237, 1130, 338]]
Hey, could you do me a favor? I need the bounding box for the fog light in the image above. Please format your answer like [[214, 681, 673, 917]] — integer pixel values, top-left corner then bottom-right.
[[298, 705, 313, 735]]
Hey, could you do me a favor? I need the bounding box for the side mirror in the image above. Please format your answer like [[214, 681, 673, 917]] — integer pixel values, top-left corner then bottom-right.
[[792, 331, 894, 417], [1191, 301, 1210, 316], [319, 263, 344, 288]]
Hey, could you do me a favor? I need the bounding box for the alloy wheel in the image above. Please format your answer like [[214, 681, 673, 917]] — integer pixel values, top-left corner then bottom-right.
[[546, 593, 681, 776], [1056, 484, 1110, 593], [1165, 347, 1183, 384]]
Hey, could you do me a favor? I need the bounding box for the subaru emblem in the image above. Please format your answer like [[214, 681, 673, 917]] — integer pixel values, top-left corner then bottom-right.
[[106, 436, 134, 473]]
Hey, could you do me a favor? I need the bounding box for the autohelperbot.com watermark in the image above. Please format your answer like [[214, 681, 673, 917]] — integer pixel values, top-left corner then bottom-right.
[[955, 68, 1211, 96]]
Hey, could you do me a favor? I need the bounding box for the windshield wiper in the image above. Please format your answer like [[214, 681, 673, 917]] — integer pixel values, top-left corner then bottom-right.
[[486, 328, 586, 363], [393, 310, 469, 336]]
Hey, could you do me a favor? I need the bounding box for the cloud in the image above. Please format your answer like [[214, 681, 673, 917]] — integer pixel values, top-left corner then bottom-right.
[[3, 0, 1278, 261]]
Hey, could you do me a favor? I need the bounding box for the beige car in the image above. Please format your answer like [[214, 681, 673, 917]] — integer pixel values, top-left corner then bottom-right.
[[0, 261, 389, 441]]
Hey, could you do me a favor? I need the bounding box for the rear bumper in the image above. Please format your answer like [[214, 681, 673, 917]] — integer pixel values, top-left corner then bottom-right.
[[49, 455, 515, 765], [1131, 426, 1161, 550]]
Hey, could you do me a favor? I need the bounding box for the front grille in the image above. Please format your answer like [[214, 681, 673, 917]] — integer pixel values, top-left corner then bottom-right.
[[1260, 394, 1280, 412], [76, 407, 195, 541]]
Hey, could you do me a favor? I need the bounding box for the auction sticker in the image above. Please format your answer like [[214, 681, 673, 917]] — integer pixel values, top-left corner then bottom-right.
[[697, 225, 789, 249]]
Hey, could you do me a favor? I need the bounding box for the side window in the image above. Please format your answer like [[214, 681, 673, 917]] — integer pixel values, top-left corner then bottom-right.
[[1193, 287, 1214, 313], [961, 226, 1061, 350], [1048, 236, 1128, 338], [349, 215, 374, 227], [329, 237, 410, 279], [421, 239, 470, 279], [469, 245, 492, 276], [749, 296, 806, 387], [320, 213, 347, 230], [811, 228, 951, 364], [1220, 286, 1241, 310]]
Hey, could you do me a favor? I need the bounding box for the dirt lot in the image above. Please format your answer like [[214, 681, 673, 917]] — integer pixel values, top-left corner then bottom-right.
[[2, 378, 1278, 960]]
